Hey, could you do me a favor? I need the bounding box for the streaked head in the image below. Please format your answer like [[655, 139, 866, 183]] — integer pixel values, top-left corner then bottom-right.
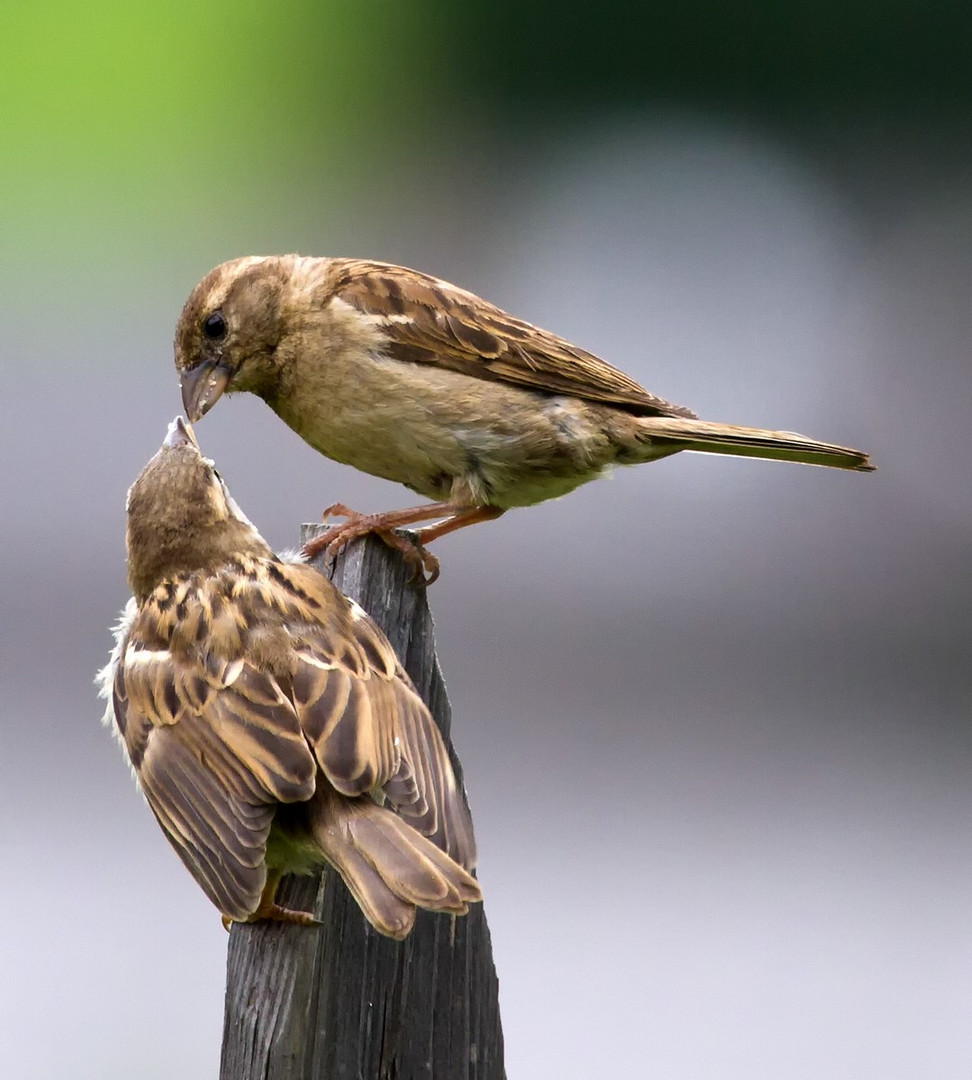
[[125, 416, 269, 600], [175, 256, 291, 421]]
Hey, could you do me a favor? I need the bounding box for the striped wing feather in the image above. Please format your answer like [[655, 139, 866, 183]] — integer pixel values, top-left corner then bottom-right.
[[280, 560, 477, 870], [111, 557, 477, 925], [112, 638, 316, 920], [331, 259, 696, 418]]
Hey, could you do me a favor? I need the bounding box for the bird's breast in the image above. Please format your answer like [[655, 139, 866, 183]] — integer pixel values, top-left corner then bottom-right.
[[273, 341, 621, 507]]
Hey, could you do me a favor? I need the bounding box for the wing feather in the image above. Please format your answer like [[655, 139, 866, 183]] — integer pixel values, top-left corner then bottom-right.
[[112, 554, 478, 920], [331, 259, 696, 418], [278, 560, 478, 869], [112, 630, 316, 920]]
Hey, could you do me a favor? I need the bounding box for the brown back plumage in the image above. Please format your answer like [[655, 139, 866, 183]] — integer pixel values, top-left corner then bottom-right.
[[326, 258, 699, 417], [105, 422, 479, 934]]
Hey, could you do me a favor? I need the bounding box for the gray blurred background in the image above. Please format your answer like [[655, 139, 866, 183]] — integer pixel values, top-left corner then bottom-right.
[[1, 4, 970, 1078]]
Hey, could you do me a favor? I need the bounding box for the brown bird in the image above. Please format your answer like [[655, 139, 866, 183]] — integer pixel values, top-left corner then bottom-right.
[[176, 255, 874, 582], [98, 416, 480, 937]]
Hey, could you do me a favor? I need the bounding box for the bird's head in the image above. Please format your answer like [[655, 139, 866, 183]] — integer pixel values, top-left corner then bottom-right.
[[125, 416, 270, 600], [175, 256, 290, 422]]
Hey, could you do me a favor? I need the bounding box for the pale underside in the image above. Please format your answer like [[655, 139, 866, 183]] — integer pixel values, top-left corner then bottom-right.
[[269, 317, 672, 509]]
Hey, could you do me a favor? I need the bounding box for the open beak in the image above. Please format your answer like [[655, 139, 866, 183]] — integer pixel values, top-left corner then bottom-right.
[[180, 360, 231, 422], [163, 415, 200, 451]]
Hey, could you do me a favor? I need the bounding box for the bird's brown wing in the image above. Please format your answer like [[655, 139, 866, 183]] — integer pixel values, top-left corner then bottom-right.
[[277, 559, 477, 870], [330, 259, 697, 418], [111, 625, 317, 920]]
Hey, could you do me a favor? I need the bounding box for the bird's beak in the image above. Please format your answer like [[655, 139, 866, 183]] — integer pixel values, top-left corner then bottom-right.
[[163, 415, 200, 450], [181, 360, 231, 422]]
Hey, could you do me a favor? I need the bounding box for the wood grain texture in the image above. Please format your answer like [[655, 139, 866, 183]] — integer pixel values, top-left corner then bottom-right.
[[220, 528, 504, 1080]]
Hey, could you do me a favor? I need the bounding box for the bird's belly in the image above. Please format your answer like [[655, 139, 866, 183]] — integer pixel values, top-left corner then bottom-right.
[[275, 352, 618, 508], [265, 807, 326, 876]]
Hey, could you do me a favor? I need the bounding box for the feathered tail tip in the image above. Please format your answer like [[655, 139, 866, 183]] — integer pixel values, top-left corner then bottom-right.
[[313, 789, 482, 939], [637, 416, 875, 472]]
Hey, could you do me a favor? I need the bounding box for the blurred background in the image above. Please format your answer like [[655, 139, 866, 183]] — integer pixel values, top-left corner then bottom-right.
[[1, 3, 970, 1077]]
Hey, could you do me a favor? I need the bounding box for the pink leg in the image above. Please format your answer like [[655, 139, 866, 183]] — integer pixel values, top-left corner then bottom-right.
[[301, 502, 505, 585]]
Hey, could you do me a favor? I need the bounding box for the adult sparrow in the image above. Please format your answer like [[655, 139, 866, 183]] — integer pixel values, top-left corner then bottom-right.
[[98, 416, 479, 937], [176, 255, 874, 581]]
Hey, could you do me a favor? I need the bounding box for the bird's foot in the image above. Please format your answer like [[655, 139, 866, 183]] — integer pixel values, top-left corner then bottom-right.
[[303, 503, 441, 585], [372, 528, 441, 586], [222, 904, 321, 931]]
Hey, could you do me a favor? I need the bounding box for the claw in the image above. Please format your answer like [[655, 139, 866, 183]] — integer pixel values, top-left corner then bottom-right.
[[257, 903, 321, 927], [302, 506, 442, 585], [371, 527, 440, 586], [321, 502, 356, 521], [299, 500, 504, 583], [221, 904, 321, 930], [221, 870, 320, 929]]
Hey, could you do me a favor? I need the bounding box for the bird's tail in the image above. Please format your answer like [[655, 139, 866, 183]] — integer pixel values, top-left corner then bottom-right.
[[311, 787, 482, 939], [635, 416, 874, 471]]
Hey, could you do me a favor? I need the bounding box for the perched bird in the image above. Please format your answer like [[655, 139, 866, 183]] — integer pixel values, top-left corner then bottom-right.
[[98, 416, 480, 937], [176, 255, 874, 581]]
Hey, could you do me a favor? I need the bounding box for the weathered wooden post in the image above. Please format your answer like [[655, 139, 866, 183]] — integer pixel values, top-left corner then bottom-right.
[[220, 527, 505, 1080]]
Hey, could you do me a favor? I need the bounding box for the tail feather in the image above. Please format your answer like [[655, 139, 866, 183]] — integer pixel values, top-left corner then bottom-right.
[[636, 416, 874, 472], [311, 787, 481, 939]]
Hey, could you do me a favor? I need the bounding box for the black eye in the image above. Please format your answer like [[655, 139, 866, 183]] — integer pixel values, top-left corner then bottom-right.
[[202, 311, 227, 340]]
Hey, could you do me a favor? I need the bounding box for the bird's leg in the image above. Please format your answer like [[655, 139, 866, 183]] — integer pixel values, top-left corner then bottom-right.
[[413, 505, 506, 544], [221, 871, 320, 930], [302, 501, 503, 585], [363, 505, 507, 584]]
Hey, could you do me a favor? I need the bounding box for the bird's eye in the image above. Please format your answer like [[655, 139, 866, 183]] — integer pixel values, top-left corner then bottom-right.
[[202, 311, 227, 340]]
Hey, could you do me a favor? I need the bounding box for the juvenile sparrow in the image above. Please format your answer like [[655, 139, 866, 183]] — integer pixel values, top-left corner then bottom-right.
[[176, 255, 874, 581], [98, 416, 479, 937]]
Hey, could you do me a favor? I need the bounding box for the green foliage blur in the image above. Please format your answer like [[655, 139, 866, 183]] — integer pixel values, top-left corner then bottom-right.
[[1, 4, 445, 247], [1, 1, 966, 307]]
